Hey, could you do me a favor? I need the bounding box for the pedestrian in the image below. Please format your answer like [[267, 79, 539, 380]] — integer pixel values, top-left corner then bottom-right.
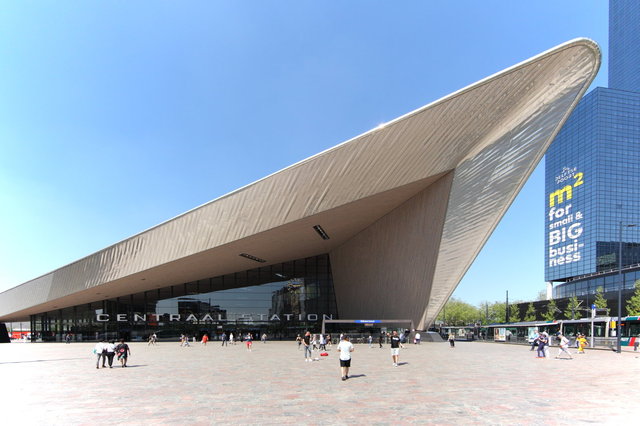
[[319, 333, 327, 351], [390, 330, 404, 366], [94, 339, 106, 369], [105, 340, 116, 368], [65, 333, 71, 344], [448, 332, 455, 348], [229, 332, 235, 345], [530, 331, 540, 351], [246, 333, 253, 351], [368, 334, 373, 348], [337, 335, 354, 381], [576, 333, 588, 354], [555, 333, 573, 359], [303, 331, 312, 362], [115, 339, 131, 367], [415, 332, 421, 345], [295, 334, 302, 350], [221, 332, 228, 346], [378, 332, 384, 348], [536, 333, 547, 358], [261, 333, 267, 343], [326, 334, 332, 348], [312, 334, 318, 350], [201, 334, 209, 346], [148, 333, 157, 345]]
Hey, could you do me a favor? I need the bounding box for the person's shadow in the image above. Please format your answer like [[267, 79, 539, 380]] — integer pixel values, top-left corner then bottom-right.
[[398, 362, 409, 366], [347, 374, 367, 379]]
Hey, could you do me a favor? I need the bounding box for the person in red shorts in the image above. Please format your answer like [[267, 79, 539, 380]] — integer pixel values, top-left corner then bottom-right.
[[245, 333, 253, 351]]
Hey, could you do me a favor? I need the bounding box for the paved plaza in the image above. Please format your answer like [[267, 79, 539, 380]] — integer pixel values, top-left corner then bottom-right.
[[1, 340, 638, 425]]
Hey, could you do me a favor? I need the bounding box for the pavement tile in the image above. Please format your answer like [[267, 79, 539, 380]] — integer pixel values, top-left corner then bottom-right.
[[1, 341, 639, 424]]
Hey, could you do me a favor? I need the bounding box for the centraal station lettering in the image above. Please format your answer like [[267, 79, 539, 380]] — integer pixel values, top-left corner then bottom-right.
[[95, 313, 334, 323]]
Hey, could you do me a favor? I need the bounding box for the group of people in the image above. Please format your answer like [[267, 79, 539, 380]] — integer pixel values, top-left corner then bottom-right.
[[300, 330, 406, 380], [94, 339, 131, 368], [296, 332, 332, 354], [531, 331, 577, 359]]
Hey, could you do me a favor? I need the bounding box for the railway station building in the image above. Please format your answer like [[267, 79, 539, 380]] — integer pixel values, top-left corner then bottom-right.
[[0, 39, 600, 342]]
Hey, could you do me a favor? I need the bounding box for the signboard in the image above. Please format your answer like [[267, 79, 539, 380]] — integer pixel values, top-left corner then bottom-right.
[[546, 167, 585, 274], [494, 328, 506, 342]]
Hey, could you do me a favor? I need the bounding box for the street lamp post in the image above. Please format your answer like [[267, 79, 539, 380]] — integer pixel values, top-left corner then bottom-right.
[[617, 221, 636, 354]]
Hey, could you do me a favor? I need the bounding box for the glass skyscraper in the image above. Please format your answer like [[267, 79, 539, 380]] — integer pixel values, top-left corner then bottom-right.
[[546, 0, 640, 300]]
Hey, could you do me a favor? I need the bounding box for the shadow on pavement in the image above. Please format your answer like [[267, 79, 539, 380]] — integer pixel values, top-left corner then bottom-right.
[[0, 358, 87, 365]]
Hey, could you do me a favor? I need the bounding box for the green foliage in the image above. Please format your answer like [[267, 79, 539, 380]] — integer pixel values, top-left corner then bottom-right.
[[541, 299, 558, 321], [523, 303, 537, 322], [489, 302, 507, 324], [509, 303, 522, 322], [626, 280, 640, 316], [594, 286, 607, 309], [438, 297, 481, 326], [564, 296, 582, 320]]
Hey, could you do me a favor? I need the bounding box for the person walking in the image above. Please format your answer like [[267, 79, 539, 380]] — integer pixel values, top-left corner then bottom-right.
[[303, 331, 312, 362], [555, 333, 573, 359], [295, 334, 302, 350], [390, 330, 404, 367], [536, 333, 547, 358], [105, 340, 116, 368], [530, 331, 540, 351], [245, 333, 253, 351], [368, 334, 373, 348], [94, 339, 106, 369], [201, 334, 209, 346], [378, 332, 384, 349], [221, 332, 228, 346], [414, 332, 421, 345], [319, 333, 327, 351], [261, 333, 267, 344], [337, 335, 354, 381], [448, 332, 455, 348], [115, 339, 131, 367], [576, 333, 588, 354]]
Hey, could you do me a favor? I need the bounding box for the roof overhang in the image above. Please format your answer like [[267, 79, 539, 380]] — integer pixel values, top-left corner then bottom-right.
[[0, 39, 601, 324]]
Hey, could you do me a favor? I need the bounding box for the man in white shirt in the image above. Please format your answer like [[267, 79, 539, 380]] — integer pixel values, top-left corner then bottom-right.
[[94, 339, 106, 369], [337, 335, 354, 381], [555, 333, 573, 359]]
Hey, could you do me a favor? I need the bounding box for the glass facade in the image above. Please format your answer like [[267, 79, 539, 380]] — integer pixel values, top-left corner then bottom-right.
[[545, 88, 640, 283], [546, 2, 640, 298], [609, 0, 640, 92], [554, 268, 640, 299], [30, 254, 337, 342]]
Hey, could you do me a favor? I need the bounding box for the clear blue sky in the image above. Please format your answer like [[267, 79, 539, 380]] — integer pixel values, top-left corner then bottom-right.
[[0, 1, 608, 306]]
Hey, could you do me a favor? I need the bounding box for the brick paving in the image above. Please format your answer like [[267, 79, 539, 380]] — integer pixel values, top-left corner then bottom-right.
[[1, 340, 639, 425]]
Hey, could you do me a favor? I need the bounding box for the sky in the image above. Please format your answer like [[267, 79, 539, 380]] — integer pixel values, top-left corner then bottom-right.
[[0, 1, 609, 306]]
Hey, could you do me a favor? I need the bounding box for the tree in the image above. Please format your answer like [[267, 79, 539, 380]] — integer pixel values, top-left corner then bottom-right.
[[541, 299, 558, 321], [523, 303, 537, 322], [564, 296, 582, 320], [594, 286, 607, 309], [626, 280, 640, 316], [437, 298, 480, 326], [509, 303, 522, 322], [488, 302, 507, 324]]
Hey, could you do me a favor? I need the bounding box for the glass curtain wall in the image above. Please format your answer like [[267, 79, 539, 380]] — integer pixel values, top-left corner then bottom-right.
[[30, 254, 337, 342]]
